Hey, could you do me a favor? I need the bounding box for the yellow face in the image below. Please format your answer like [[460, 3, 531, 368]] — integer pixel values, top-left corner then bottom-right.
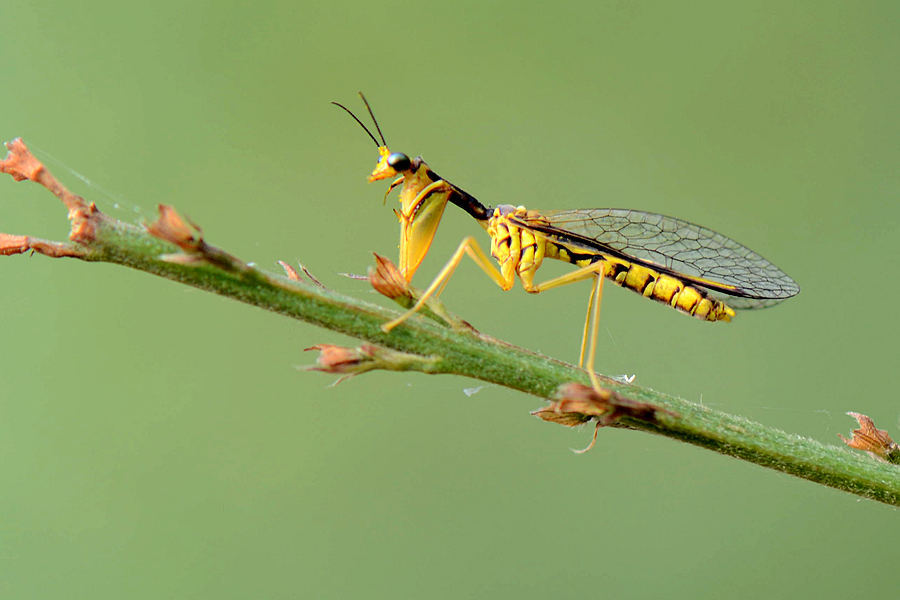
[[368, 146, 397, 182]]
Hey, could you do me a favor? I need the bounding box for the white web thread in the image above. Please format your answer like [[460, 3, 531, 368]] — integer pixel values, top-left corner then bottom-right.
[[30, 144, 150, 221]]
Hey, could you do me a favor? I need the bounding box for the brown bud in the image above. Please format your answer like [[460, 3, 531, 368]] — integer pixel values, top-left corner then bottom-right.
[[305, 343, 436, 385], [839, 412, 900, 463], [0, 138, 44, 182], [305, 344, 379, 377], [533, 383, 678, 453], [146, 204, 202, 251], [369, 253, 414, 306], [531, 405, 593, 428]]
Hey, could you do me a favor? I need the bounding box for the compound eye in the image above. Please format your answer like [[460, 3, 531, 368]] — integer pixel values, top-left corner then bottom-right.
[[387, 152, 411, 171]]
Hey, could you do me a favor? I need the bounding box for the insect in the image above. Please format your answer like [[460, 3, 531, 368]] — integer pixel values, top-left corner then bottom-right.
[[332, 94, 487, 284], [334, 94, 800, 387]]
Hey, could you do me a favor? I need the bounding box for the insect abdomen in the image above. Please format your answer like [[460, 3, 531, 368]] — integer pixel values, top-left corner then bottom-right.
[[610, 262, 733, 322]]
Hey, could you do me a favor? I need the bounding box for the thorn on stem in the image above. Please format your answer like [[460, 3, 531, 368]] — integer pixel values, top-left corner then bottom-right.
[[279, 260, 327, 288], [279, 260, 302, 281]]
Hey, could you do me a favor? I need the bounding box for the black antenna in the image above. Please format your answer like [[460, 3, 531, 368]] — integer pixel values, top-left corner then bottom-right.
[[357, 92, 387, 147], [332, 101, 381, 148]]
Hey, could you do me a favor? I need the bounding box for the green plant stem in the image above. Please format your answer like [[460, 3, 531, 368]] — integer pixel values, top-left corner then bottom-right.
[[2, 142, 897, 506], [18, 212, 897, 507]]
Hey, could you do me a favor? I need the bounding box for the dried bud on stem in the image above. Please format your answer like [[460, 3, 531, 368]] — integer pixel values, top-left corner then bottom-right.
[[533, 383, 678, 453], [305, 343, 438, 385], [1, 138, 100, 243], [369, 253, 475, 330], [369, 253, 415, 306], [839, 412, 900, 464], [146, 204, 248, 272], [146, 204, 203, 252]]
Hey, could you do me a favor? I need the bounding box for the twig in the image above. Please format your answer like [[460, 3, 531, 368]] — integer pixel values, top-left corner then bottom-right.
[[2, 138, 898, 506]]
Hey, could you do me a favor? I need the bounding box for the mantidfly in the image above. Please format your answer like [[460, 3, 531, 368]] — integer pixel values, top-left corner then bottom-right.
[[334, 94, 800, 389], [332, 94, 487, 284]]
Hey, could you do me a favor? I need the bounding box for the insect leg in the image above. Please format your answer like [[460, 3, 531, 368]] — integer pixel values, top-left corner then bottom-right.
[[579, 283, 596, 368], [523, 260, 609, 293], [585, 272, 606, 392], [382, 236, 514, 332], [398, 180, 453, 282], [520, 260, 610, 388], [383, 176, 404, 204]]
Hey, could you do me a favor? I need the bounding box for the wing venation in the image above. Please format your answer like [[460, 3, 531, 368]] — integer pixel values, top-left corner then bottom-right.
[[517, 208, 800, 303]]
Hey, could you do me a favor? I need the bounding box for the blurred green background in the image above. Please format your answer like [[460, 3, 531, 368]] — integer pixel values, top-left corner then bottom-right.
[[1, 1, 897, 597]]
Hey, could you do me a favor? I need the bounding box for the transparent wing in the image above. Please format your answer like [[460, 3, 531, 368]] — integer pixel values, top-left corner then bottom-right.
[[518, 208, 800, 307]]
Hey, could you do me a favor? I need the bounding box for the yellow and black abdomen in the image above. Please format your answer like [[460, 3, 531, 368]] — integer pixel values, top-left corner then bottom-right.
[[546, 242, 734, 322], [610, 260, 734, 321]]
